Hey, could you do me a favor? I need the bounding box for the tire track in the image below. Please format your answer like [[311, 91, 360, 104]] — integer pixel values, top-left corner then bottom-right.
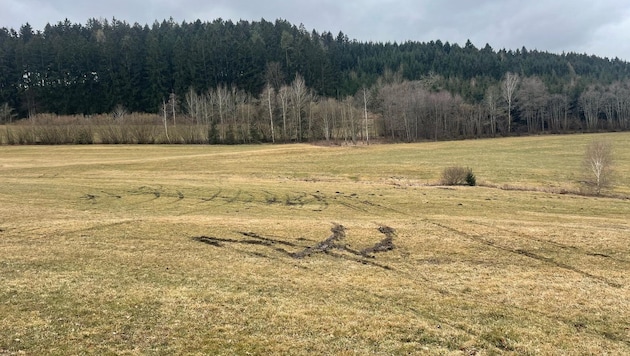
[[425, 219, 622, 288], [469, 220, 630, 265], [193, 224, 398, 270]]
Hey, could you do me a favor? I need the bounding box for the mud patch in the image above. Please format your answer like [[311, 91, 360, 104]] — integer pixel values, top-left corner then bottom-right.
[[360, 226, 396, 257], [290, 224, 347, 258], [288, 223, 396, 270], [194, 237, 223, 247], [192, 224, 397, 270]]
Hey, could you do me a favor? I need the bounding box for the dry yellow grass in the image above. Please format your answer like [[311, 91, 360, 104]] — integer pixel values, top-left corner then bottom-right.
[[1, 133, 629, 354]]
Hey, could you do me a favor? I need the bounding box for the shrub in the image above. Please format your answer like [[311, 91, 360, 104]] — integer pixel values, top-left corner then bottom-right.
[[441, 166, 476, 186], [465, 170, 477, 186], [70, 125, 94, 144], [6, 126, 37, 144]]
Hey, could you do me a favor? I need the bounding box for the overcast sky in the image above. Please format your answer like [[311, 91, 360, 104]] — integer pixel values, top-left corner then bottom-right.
[[3, 0, 630, 61]]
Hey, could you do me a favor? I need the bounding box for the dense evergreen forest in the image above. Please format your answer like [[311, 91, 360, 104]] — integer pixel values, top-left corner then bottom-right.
[[1, 17, 630, 143]]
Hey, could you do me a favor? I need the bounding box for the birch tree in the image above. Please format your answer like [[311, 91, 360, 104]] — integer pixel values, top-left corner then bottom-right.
[[290, 74, 308, 141], [261, 83, 276, 143], [0, 103, 16, 123], [501, 72, 519, 134], [484, 85, 501, 136], [362, 86, 370, 144], [582, 140, 614, 195], [278, 85, 290, 142]]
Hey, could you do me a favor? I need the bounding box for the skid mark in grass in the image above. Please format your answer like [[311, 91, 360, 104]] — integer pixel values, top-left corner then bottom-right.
[[360, 226, 396, 257], [587, 252, 611, 258], [336, 200, 371, 213], [68, 220, 141, 236], [263, 191, 279, 204], [361, 199, 405, 215], [284, 192, 307, 206], [82, 188, 190, 205], [225, 189, 242, 204], [514, 249, 622, 288], [194, 237, 223, 247], [101, 190, 122, 199], [128, 186, 162, 199], [238, 231, 300, 248], [200, 189, 222, 202], [294, 224, 398, 270], [220, 190, 256, 204], [192, 233, 297, 257], [261, 190, 329, 211], [428, 220, 623, 288], [468, 220, 630, 272], [192, 224, 397, 270], [289, 224, 347, 258], [311, 192, 329, 211], [241, 191, 255, 204]]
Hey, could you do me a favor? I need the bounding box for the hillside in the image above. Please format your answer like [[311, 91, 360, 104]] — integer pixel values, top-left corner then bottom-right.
[[1, 18, 630, 141]]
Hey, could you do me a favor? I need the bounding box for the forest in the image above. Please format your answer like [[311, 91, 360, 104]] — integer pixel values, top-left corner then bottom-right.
[[1, 17, 630, 143]]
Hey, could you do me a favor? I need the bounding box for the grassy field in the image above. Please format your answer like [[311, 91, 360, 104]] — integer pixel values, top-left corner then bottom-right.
[[1, 133, 629, 355]]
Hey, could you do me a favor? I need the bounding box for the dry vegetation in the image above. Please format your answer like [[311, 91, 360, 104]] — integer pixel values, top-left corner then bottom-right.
[[0, 114, 213, 145], [0, 133, 629, 355]]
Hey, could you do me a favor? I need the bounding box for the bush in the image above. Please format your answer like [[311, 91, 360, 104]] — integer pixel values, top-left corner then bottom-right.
[[465, 170, 477, 186], [441, 166, 476, 186], [70, 125, 94, 144]]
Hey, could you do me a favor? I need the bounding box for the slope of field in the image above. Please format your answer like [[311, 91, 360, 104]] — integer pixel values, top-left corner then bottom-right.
[[0, 133, 629, 354]]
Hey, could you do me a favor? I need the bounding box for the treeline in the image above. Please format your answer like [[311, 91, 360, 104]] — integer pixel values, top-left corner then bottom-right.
[[1, 17, 630, 143], [4, 72, 630, 145]]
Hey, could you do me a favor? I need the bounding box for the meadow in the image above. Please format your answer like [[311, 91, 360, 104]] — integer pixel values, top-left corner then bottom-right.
[[0, 132, 629, 355]]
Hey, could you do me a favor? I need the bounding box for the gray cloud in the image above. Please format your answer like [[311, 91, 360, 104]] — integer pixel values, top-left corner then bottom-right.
[[2, 0, 630, 60]]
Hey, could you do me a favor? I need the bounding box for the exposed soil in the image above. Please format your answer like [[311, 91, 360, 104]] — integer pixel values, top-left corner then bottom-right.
[[192, 223, 397, 270], [360, 226, 396, 257], [290, 224, 347, 258]]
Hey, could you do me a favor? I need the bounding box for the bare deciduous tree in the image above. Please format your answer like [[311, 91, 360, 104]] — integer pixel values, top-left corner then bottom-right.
[[290, 74, 308, 141], [582, 140, 614, 195], [484, 85, 501, 136], [362, 86, 370, 144], [580, 86, 602, 131], [261, 83, 276, 143], [547, 94, 569, 132], [278, 85, 290, 141], [112, 104, 127, 120], [501, 72, 519, 134], [168, 92, 178, 126], [185, 88, 204, 125], [161, 98, 170, 143], [264, 62, 285, 91], [518, 76, 548, 133], [0, 103, 16, 123]]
